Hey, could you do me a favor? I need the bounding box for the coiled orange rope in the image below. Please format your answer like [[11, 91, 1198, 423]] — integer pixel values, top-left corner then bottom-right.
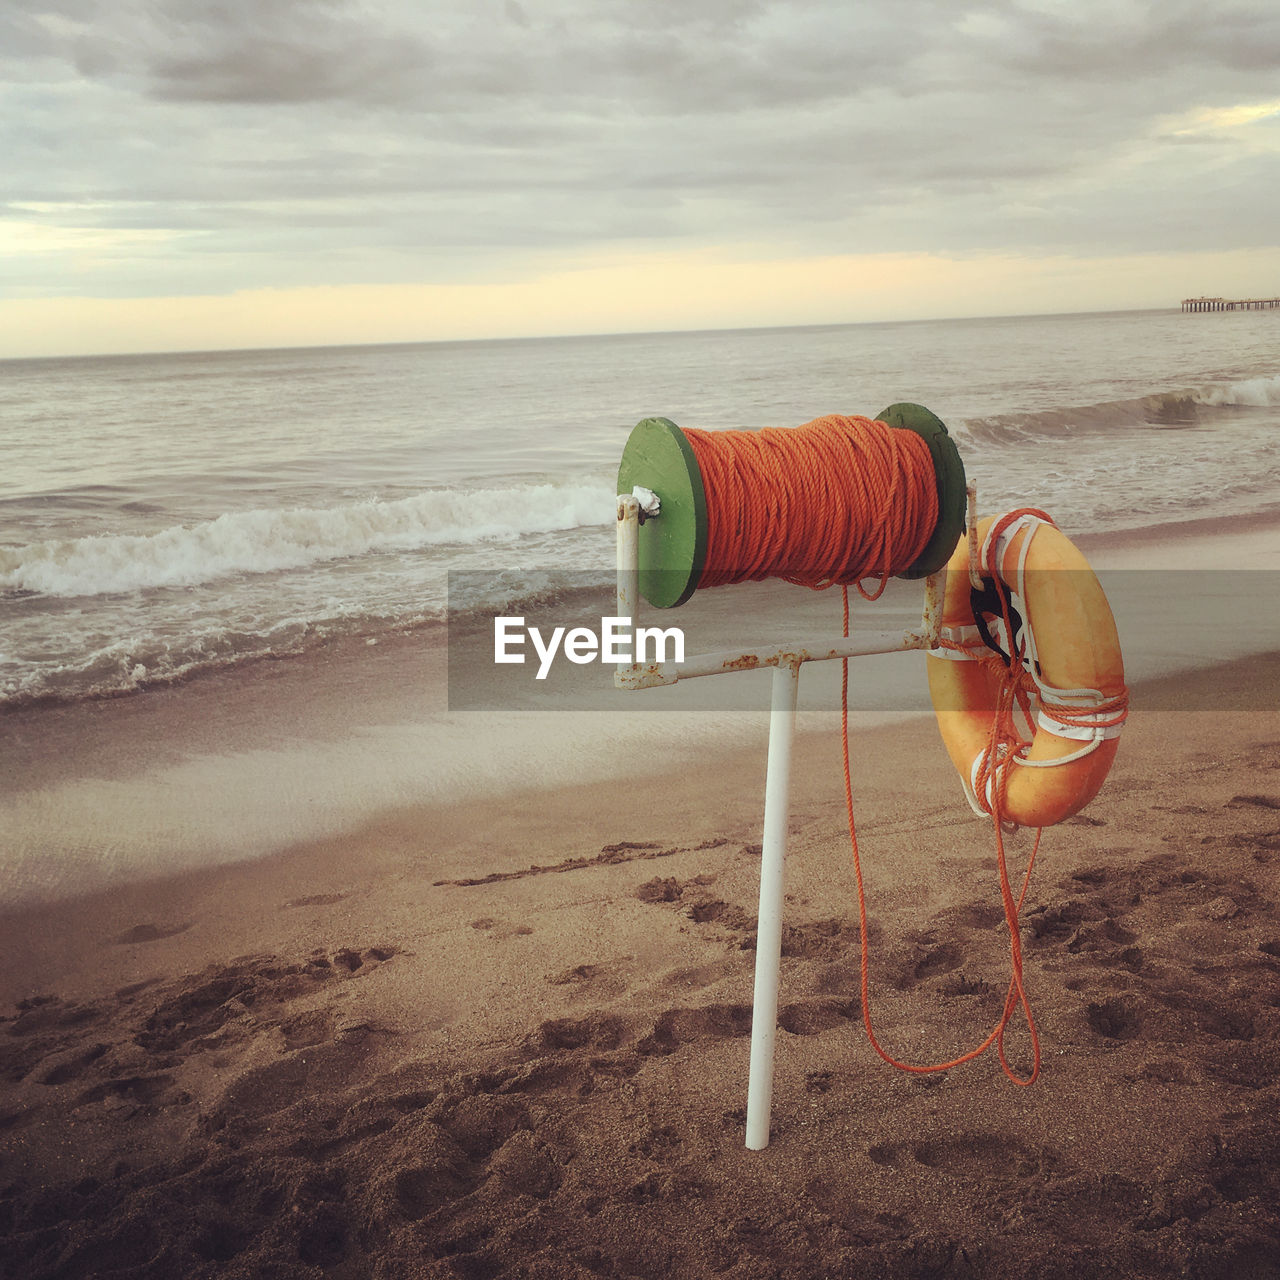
[[681, 414, 939, 595]]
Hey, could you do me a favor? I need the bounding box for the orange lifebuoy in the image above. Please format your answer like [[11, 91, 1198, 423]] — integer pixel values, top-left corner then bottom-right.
[[927, 510, 1127, 829]]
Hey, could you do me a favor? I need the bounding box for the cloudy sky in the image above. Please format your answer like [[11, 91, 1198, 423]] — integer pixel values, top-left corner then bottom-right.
[[3, 0, 1279, 355]]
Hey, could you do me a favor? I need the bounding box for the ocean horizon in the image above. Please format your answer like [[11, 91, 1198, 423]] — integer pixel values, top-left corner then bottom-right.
[[0, 303, 1191, 365]]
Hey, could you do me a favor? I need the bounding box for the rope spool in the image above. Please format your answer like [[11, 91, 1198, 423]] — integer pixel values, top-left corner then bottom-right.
[[616, 404, 966, 608]]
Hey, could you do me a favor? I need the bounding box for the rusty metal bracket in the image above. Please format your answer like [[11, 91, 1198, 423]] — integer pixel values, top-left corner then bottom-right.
[[966, 480, 982, 591]]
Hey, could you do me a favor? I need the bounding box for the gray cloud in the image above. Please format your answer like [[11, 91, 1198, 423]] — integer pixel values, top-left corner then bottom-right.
[[3, 0, 1278, 299]]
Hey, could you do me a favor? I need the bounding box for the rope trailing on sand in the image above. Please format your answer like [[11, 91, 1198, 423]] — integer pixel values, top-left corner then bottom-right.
[[842, 575, 1046, 1085]]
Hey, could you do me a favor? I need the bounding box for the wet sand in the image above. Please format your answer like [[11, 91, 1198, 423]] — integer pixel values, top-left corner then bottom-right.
[[3, 650, 1280, 1278]]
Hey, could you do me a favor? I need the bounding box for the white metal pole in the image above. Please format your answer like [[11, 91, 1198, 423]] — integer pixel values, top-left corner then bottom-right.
[[616, 495, 640, 676], [745, 659, 801, 1150]]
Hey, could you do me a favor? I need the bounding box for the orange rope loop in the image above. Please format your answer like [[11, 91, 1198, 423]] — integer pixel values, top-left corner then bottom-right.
[[840, 580, 1043, 1086], [682, 415, 939, 597]]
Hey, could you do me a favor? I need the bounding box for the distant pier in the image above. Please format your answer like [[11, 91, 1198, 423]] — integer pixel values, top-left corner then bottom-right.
[[1182, 295, 1280, 312]]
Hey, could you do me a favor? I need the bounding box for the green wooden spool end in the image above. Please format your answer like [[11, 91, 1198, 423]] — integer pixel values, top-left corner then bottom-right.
[[875, 402, 967, 579], [616, 416, 708, 609]]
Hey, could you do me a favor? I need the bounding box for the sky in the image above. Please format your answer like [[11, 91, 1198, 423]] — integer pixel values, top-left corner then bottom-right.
[[2, 0, 1279, 356]]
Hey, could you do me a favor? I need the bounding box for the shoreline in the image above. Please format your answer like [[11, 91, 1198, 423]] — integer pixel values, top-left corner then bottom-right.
[[4, 499, 1280, 915], [1075, 504, 1280, 556], [5, 646, 1280, 976]]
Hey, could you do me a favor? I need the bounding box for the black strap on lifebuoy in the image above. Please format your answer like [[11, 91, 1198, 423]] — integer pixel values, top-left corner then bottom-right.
[[969, 576, 1033, 671]]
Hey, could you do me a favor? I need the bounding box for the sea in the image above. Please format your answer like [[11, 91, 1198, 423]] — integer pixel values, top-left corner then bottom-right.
[[3, 307, 1279, 905]]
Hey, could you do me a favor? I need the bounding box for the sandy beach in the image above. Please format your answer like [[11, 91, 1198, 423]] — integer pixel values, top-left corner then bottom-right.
[[2, 644, 1279, 1280], [4, 4, 1280, 1271]]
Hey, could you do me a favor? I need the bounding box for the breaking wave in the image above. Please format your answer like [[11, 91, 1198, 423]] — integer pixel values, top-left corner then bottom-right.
[[0, 479, 613, 599], [957, 375, 1280, 444]]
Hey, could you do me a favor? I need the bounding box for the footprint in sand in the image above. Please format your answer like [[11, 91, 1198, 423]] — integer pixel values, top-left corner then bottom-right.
[[638, 879, 850, 961], [73, 1073, 175, 1109], [870, 1132, 1061, 1180], [547, 963, 600, 985], [527, 1013, 627, 1055], [634, 874, 715, 904], [686, 899, 748, 926], [628, 1123, 684, 1162], [1228, 794, 1280, 810], [37, 1042, 108, 1086], [637, 1003, 753, 1056], [905, 939, 965, 985], [488, 1131, 564, 1198], [469, 918, 534, 940], [134, 947, 398, 1053], [1086, 996, 1142, 1040], [777, 999, 860, 1036], [280, 1009, 335, 1050], [1135, 1058, 1191, 1084]]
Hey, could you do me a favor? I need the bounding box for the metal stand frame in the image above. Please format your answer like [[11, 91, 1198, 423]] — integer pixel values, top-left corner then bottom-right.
[[614, 493, 952, 1150]]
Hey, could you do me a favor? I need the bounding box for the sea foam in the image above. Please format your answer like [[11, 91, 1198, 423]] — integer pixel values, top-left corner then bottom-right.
[[0, 479, 613, 598], [1192, 374, 1280, 408]]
